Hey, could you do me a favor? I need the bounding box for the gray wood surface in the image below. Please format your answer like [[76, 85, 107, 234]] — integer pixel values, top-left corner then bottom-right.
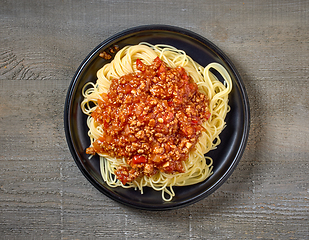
[[1, 0, 308, 239]]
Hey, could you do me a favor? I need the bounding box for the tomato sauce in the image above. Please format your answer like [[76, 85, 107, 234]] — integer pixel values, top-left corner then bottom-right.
[[86, 57, 210, 184]]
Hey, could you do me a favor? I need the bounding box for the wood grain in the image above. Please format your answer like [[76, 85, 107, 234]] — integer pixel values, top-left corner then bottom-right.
[[1, 0, 308, 239]]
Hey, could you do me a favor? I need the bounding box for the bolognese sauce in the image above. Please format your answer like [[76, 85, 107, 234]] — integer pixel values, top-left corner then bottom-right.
[[86, 57, 211, 185]]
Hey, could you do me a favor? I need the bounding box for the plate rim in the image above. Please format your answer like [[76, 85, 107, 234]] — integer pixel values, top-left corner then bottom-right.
[[64, 24, 250, 210]]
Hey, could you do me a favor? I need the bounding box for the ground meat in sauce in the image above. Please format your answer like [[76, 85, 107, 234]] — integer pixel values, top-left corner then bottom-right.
[[86, 57, 211, 185]]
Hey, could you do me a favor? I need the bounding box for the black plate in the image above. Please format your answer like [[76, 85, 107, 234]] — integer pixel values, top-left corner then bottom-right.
[[64, 25, 250, 210]]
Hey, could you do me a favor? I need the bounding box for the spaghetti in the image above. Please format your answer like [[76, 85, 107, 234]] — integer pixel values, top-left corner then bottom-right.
[[81, 43, 232, 201]]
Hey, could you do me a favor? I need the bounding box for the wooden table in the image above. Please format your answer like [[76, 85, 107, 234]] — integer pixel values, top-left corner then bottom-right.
[[1, 1, 308, 239]]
